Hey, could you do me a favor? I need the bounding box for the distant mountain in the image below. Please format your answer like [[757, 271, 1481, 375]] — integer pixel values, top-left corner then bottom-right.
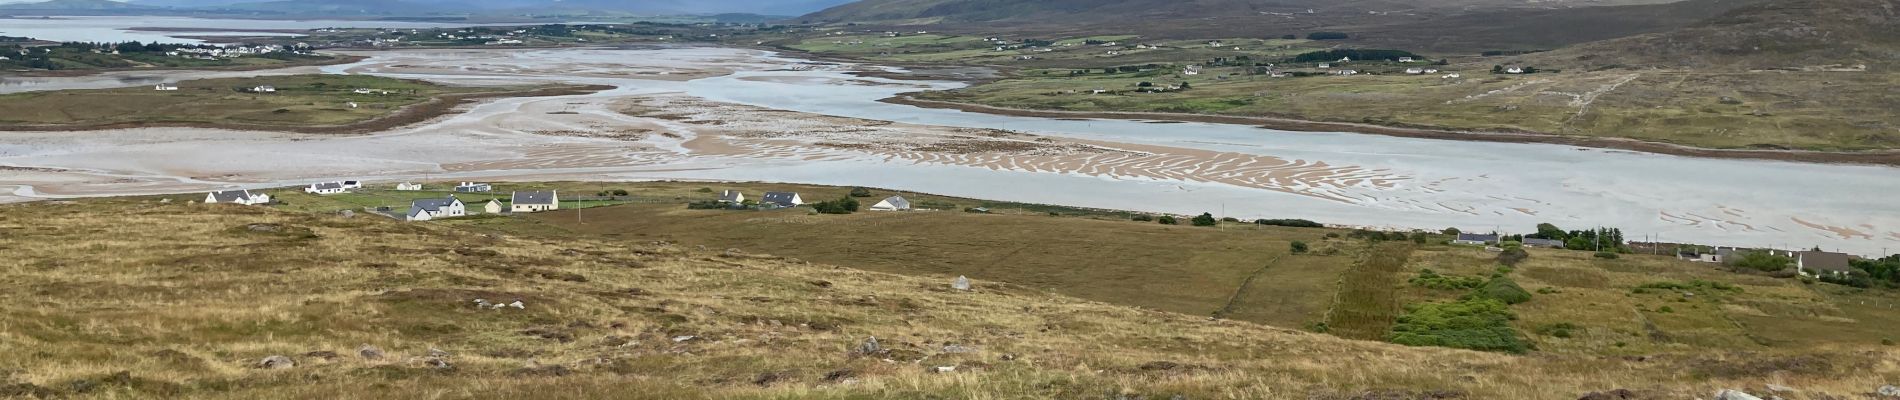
[[0, 0, 159, 10], [1525, 0, 1900, 68], [203, 0, 439, 15]]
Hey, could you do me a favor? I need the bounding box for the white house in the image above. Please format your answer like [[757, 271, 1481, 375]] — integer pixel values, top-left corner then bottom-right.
[[1452, 233, 1500, 246], [204, 190, 270, 205], [341, 180, 362, 189], [406, 197, 466, 221], [1318, 63, 1331, 69], [760, 192, 803, 208], [719, 190, 745, 203], [869, 196, 911, 211], [305, 182, 348, 195], [252, 85, 277, 93], [511, 190, 559, 213], [1506, 67, 1525, 74], [1795, 251, 1854, 278], [154, 83, 178, 91], [1443, 73, 1462, 79], [1405, 68, 1425, 74], [483, 199, 504, 214], [1182, 65, 1201, 76], [1398, 57, 1416, 63], [396, 182, 424, 191], [1333, 69, 1359, 76], [455, 182, 492, 192], [1424, 68, 1440, 74]]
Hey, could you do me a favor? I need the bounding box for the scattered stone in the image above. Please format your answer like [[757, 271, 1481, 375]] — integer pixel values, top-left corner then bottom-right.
[[672, 335, 699, 343], [1138, 361, 1181, 371], [1578, 389, 1636, 400], [821, 369, 856, 382], [301, 351, 340, 361], [256, 355, 296, 369], [358, 345, 385, 360], [473, 299, 493, 309], [858, 336, 882, 355], [508, 300, 525, 309], [428, 348, 451, 358], [422, 358, 452, 370], [941, 344, 974, 354], [752, 371, 786, 387], [952, 275, 972, 291], [931, 365, 957, 373], [601, 335, 632, 347], [338, 210, 355, 218], [808, 280, 833, 288], [1878, 385, 1900, 397], [158, 198, 172, 204], [1714, 389, 1763, 400]]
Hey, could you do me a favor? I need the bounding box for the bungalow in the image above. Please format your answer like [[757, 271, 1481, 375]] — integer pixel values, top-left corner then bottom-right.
[[1405, 68, 1425, 74], [353, 88, 374, 94], [154, 83, 178, 91], [511, 190, 559, 213], [760, 192, 804, 208], [1795, 250, 1854, 278], [396, 182, 424, 191], [483, 199, 504, 214], [1505, 67, 1525, 74], [1398, 57, 1416, 63], [1182, 65, 1201, 75], [252, 85, 277, 93], [305, 182, 348, 195], [341, 180, 362, 189], [454, 182, 492, 192], [204, 190, 270, 205], [1452, 233, 1500, 246], [1318, 63, 1331, 69], [1522, 238, 1566, 248], [1332, 69, 1359, 76], [869, 196, 911, 211], [719, 190, 746, 204], [406, 197, 466, 221], [1423, 68, 1440, 74], [1443, 73, 1462, 79]]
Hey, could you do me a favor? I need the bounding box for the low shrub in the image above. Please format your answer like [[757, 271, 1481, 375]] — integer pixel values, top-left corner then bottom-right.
[[1409, 269, 1484, 290], [1255, 218, 1323, 228], [1131, 214, 1154, 222], [1594, 252, 1619, 259], [1290, 241, 1309, 254], [1474, 276, 1533, 304], [1388, 298, 1528, 353], [1157, 216, 1178, 225], [1534, 322, 1578, 338]]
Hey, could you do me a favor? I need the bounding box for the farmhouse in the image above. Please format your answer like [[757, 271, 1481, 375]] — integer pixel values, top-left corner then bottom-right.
[[719, 190, 745, 204], [511, 190, 559, 213], [396, 182, 424, 191], [1452, 233, 1500, 245], [869, 196, 911, 211], [154, 83, 178, 91], [1795, 251, 1854, 278], [406, 197, 466, 221], [760, 192, 804, 208], [204, 190, 270, 205], [304, 182, 348, 195], [454, 182, 492, 192]]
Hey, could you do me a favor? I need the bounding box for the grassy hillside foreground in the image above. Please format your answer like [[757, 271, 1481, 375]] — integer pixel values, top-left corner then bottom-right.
[[3, 189, 1900, 398]]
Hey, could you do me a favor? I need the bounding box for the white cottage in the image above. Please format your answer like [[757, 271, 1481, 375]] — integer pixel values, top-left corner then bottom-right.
[[869, 196, 911, 211], [484, 199, 504, 214], [396, 182, 424, 191], [154, 83, 178, 91], [760, 192, 803, 208], [511, 190, 559, 213], [719, 190, 746, 204], [204, 190, 270, 205], [305, 182, 348, 195], [406, 197, 466, 221]]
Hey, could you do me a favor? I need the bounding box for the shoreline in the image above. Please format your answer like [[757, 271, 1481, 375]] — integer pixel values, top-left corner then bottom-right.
[[0, 54, 367, 78], [880, 95, 1900, 168], [0, 84, 614, 135]]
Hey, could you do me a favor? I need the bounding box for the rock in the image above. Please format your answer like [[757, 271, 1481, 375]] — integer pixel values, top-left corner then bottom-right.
[[931, 365, 956, 373], [1878, 385, 1900, 397], [338, 210, 355, 218], [428, 348, 450, 358], [672, 335, 698, 343], [1000, 354, 1017, 361], [1715, 389, 1763, 400], [473, 299, 493, 309], [1170, 395, 1188, 400], [1578, 389, 1636, 400], [858, 336, 881, 355], [246, 223, 282, 233], [256, 355, 296, 369], [358, 345, 385, 360], [942, 344, 974, 354], [422, 358, 452, 370], [158, 198, 172, 204], [952, 275, 972, 291], [507, 300, 525, 309]]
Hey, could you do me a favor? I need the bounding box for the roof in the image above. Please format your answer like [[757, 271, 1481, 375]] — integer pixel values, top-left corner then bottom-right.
[[761, 192, 800, 205], [208, 190, 252, 202], [1456, 233, 1500, 242], [513, 191, 557, 205], [411, 198, 460, 213], [720, 190, 743, 201], [312, 182, 344, 190], [877, 196, 910, 209], [1798, 251, 1854, 273], [1522, 238, 1565, 247]]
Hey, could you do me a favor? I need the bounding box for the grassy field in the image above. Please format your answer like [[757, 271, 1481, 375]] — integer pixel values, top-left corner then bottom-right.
[[0, 75, 479, 128], [1323, 242, 1415, 340], [0, 46, 341, 73], [7, 193, 1900, 398]]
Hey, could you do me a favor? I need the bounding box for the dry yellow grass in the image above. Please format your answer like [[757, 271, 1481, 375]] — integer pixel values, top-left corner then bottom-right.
[[1, 197, 1897, 399]]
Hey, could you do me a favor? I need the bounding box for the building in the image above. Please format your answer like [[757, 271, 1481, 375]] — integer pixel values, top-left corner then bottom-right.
[[1452, 233, 1500, 246], [406, 197, 466, 221], [1443, 73, 1462, 79], [1795, 251, 1854, 278], [1505, 67, 1525, 74], [719, 190, 745, 204], [154, 83, 178, 91], [869, 196, 911, 211], [1398, 57, 1416, 63], [454, 182, 492, 192], [760, 192, 803, 208], [511, 190, 559, 213], [1522, 238, 1566, 248], [1183, 65, 1201, 76], [396, 182, 424, 191], [1405, 68, 1425, 74], [204, 190, 270, 205], [252, 85, 277, 93], [304, 182, 348, 195], [483, 200, 504, 214]]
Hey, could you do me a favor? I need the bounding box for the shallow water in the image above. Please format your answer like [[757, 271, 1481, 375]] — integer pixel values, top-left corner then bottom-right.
[[2, 46, 1896, 255], [0, 16, 504, 44]]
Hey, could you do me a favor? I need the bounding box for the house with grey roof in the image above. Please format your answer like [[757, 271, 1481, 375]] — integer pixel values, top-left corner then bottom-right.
[[1521, 238, 1566, 249], [454, 182, 492, 193], [1795, 250, 1854, 278], [305, 182, 348, 195], [760, 192, 803, 208], [719, 190, 745, 204], [869, 195, 911, 211], [511, 190, 559, 213], [406, 197, 466, 221], [1452, 233, 1499, 246], [203, 190, 270, 206]]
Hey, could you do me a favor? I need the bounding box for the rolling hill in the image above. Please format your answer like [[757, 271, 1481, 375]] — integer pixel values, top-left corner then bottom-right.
[[1523, 0, 1900, 69]]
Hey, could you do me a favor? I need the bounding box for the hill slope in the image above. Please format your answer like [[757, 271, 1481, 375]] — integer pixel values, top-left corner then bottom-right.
[[0, 195, 1897, 398], [1524, 0, 1900, 69]]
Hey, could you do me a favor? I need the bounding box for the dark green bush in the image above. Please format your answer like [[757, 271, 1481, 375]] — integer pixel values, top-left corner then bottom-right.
[[1131, 214, 1154, 222], [1474, 276, 1533, 304], [1157, 216, 1178, 225], [1409, 269, 1484, 290], [1497, 246, 1530, 267], [1534, 323, 1578, 338], [1290, 241, 1309, 254], [849, 187, 872, 197], [1254, 218, 1323, 228], [1191, 213, 1218, 227], [1387, 298, 1528, 353]]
